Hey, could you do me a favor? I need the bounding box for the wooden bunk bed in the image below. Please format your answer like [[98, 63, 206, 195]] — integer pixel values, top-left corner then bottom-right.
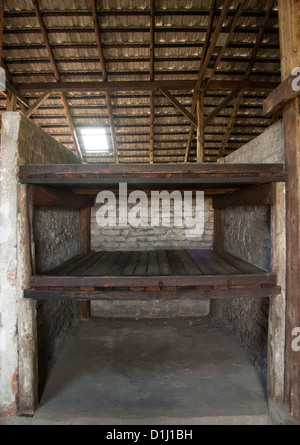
[[19, 163, 285, 302]]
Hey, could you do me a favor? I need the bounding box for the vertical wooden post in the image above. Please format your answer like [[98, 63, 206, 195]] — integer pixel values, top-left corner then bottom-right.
[[6, 91, 17, 111], [149, 92, 154, 164], [196, 91, 204, 163], [213, 208, 225, 253], [17, 184, 38, 415], [210, 204, 225, 319], [78, 207, 91, 319], [278, 0, 300, 419], [268, 182, 286, 403]]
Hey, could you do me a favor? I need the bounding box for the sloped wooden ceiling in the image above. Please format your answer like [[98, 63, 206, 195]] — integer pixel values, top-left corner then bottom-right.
[[0, 0, 280, 164]]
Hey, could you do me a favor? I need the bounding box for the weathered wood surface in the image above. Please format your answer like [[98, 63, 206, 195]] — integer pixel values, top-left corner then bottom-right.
[[31, 185, 94, 207], [19, 164, 286, 190], [278, 0, 300, 420], [213, 183, 275, 209], [263, 73, 300, 117], [30, 249, 277, 289], [19, 163, 286, 178], [16, 79, 280, 93], [24, 285, 281, 301]]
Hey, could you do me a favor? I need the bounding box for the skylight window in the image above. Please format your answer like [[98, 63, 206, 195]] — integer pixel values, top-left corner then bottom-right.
[[81, 127, 109, 154]]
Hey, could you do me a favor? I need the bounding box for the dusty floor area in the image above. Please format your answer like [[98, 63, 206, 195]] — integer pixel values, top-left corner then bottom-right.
[[3, 317, 271, 425]]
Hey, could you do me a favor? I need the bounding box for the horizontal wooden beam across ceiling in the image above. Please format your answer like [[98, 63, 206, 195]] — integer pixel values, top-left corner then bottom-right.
[[16, 80, 280, 93]]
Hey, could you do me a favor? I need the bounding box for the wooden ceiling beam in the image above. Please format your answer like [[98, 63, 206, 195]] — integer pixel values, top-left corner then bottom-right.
[[31, 0, 83, 160], [2, 25, 279, 35], [3, 55, 281, 66], [4, 10, 278, 19], [91, 0, 118, 163], [15, 80, 279, 95], [3, 42, 280, 51]]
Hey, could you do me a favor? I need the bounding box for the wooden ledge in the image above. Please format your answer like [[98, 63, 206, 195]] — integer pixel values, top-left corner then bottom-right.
[[24, 285, 281, 301]]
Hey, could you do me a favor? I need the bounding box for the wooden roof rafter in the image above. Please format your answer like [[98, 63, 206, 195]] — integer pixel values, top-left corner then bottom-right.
[[91, 0, 118, 164], [31, 0, 83, 160], [184, 0, 228, 162], [0, 2, 281, 164], [185, 0, 247, 162], [218, 0, 277, 159], [0, 2, 29, 111], [149, 0, 155, 164], [183, 0, 216, 162]]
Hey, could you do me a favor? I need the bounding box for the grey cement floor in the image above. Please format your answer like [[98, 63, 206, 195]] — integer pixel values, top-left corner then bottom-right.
[[4, 317, 271, 425]]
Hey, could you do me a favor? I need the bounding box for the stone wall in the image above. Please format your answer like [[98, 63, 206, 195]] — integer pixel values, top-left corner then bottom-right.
[[33, 206, 80, 395], [219, 120, 285, 390], [90, 193, 213, 319], [34, 207, 80, 274], [0, 112, 82, 415], [225, 205, 271, 271], [91, 196, 214, 251]]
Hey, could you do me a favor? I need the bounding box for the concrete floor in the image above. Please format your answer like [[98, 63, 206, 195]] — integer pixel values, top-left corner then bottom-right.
[[4, 317, 271, 425]]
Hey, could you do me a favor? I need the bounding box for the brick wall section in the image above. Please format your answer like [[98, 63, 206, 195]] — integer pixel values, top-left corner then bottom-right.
[[220, 120, 284, 388], [91, 197, 214, 251]]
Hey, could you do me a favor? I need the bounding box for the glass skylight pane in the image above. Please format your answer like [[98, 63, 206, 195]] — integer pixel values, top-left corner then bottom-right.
[[81, 127, 109, 153]]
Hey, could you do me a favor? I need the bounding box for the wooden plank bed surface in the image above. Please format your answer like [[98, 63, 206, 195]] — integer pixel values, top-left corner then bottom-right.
[[43, 249, 265, 277], [30, 249, 277, 289]]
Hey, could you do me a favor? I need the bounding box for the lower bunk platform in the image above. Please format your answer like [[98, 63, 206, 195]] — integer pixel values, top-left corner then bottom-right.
[[25, 249, 281, 301]]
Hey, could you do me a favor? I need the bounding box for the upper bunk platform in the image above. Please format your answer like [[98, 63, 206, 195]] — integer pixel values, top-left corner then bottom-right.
[[19, 163, 286, 193]]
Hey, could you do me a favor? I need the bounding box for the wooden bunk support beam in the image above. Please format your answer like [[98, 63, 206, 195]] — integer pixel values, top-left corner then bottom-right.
[[19, 163, 286, 186], [78, 207, 91, 319], [213, 183, 275, 209], [24, 285, 281, 301], [31, 185, 94, 207], [30, 273, 278, 289]]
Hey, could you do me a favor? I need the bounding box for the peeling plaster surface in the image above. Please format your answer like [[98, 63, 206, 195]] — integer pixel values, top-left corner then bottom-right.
[[0, 112, 82, 415]]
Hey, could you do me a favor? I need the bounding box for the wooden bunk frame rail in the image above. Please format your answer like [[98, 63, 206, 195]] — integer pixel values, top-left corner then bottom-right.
[[19, 163, 286, 186], [25, 285, 281, 301]]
